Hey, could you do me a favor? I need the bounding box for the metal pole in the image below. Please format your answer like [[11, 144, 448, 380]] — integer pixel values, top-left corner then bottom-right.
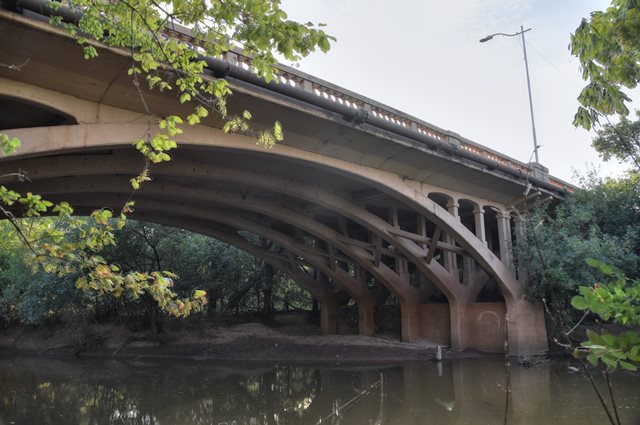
[[520, 25, 539, 163]]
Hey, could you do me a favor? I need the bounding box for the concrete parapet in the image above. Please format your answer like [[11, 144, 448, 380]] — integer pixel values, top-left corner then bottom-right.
[[529, 162, 549, 182]]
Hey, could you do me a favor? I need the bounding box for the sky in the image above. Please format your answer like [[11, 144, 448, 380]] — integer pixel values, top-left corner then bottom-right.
[[279, 0, 637, 185]]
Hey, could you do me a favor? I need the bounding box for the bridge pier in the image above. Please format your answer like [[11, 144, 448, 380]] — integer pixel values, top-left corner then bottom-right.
[[506, 299, 548, 356], [319, 300, 339, 335], [448, 301, 466, 351], [400, 301, 419, 342], [358, 300, 377, 336]]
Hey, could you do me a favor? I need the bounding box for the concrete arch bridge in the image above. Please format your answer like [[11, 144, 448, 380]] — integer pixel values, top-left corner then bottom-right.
[[0, 4, 572, 355]]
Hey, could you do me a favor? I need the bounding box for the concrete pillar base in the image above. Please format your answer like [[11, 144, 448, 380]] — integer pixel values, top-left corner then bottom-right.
[[449, 301, 466, 351], [320, 301, 339, 335], [506, 299, 549, 356], [358, 301, 376, 336], [400, 301, 419, 342]]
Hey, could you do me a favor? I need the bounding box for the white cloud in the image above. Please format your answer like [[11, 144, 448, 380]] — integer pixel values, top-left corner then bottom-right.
[[417, 0, 534, 39]]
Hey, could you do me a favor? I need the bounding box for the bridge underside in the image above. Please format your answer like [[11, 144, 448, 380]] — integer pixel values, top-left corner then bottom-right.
[[0, 9, 551, 355], [0, 137, 548, 355]]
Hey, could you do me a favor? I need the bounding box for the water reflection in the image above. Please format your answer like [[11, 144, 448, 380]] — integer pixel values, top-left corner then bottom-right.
[[0, 356, 638, 425]]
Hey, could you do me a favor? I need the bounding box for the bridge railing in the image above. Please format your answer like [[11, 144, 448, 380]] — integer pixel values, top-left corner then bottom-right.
[[163, 23, 572, 193]]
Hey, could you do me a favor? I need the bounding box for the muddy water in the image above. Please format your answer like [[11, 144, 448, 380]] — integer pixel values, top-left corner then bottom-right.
[[0, 356, 638, 425]]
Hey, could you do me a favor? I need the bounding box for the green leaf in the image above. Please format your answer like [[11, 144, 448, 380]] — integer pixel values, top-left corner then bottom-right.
[[187, 114, 199, 125], [586, 352, 599, 366], [196, 106, 209, 118], [585, 257, 601, 268], [571, 295, 589, 310], [619, 361, 637, 371], [601, 334, 616, 346], [273, 121, 283, 141], [601, 354, 617, 368], [318, 36, 331, 52]]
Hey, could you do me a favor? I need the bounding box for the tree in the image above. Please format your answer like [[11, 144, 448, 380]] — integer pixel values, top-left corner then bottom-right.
[[571, 0, 640, 130], [0, 0, 333, 317], [518, 171, 640, 309], [591, 111, 640, 171], [569, 0, 640, 379]]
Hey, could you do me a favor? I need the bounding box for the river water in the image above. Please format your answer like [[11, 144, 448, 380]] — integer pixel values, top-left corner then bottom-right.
[[0, 355, 638, 425]]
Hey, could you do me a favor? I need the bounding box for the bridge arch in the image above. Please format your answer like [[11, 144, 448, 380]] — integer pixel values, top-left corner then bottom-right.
[[63, 197, 390, 337], [4, 123, 520, 296], [85, 212, 353, 334], [0, 2, 575, 353], [0, 95, 547, 355], [2, 126, 544, 354], [0, 94, 77, 130]]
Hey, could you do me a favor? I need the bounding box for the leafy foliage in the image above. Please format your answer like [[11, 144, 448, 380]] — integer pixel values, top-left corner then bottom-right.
[[591, 111, 640, 171], [571, 259, 640, 371], [519, 168, 640, 371], [518, 171, 640, 312], [48, 0, 331, 152], [0, 0, 330, 319], [0, 220, 91, 324], [0, 134, 20, 155], [0, 220, 313, 326], [571, 0, 640, 129]]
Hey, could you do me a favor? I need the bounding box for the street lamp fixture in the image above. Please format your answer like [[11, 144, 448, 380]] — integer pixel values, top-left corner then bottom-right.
[[480, 25, 540, 164]]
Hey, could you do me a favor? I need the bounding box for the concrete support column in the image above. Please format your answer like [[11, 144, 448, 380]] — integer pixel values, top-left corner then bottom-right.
[[396, 256, 410, 283], [416, 214, 427, 250], [513, 215, 526, 282], [513, 215, 525, 247], [358, 300, 376, 336], [496, 210, 512, 267], [320, 300, 339, 335], [444, 201, 460, 276], [400, 300, 419, 342], [446, 201, 460, 220], [505, 298, 549, 356], [449, 300, 467, 351], [462, 257, 475, 286], [388, 207, 399, 228], [473, 207, 486, 245]]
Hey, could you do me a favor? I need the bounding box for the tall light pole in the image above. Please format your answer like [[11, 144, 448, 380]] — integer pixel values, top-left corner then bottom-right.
[[480, 25, 540, 164]]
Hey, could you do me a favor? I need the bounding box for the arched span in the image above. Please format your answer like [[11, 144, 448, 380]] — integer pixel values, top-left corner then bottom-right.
[[1, 124, 551, 354], [1, 156, 465, 304], [63, 197, 390, 336], [0, 95, 77, 130], [76, 211, 352, 335], [2, 122, 521, 303]]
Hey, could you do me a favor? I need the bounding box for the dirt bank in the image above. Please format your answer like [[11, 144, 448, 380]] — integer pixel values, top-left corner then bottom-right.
[[0, 312, 492, 364]]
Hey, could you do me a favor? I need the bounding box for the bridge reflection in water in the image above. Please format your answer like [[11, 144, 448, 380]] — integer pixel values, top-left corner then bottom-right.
[[1, 356, 639, 425]]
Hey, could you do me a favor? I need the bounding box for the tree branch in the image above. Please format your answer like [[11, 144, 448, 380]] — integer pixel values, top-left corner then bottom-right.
[[0, 58, 30, 71]]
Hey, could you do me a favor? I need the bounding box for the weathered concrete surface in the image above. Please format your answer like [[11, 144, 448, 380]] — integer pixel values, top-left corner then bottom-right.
[[417, 304, 451, 346]]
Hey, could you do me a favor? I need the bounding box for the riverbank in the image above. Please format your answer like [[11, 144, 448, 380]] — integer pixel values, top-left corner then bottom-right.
[[0, 312, 493, 364]]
